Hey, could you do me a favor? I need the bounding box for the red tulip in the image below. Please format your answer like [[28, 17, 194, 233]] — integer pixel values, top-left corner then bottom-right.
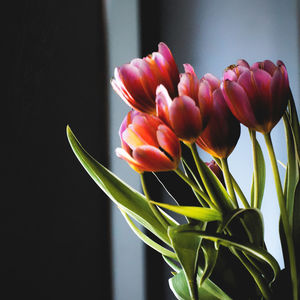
[[111, 43, 179, 114], [221, 59, 290, 133], [196, 74, 240, 158], [116, 110, 181, 173], [156, 64, 212, 143], [205, 160, 225, 186]]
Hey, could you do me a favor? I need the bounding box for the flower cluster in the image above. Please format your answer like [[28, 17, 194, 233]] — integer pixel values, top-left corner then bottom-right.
[[113, 43, 290, 171], [67, 42, 299, 300]]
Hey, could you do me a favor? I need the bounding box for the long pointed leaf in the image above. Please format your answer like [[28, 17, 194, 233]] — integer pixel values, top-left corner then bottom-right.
[[168, 225, 203, 300], [66, 126, 171, 245], [120, 209, 177, 259], [190, 231, 280, 284], [152, 201, 222, 222], [250, 137, 266, 209]]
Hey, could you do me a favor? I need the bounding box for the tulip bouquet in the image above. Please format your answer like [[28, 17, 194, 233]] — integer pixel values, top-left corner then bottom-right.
[[67, 43, 300, 300]]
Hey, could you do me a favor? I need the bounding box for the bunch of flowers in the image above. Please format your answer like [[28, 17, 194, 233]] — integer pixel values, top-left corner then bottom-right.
[[67, 43, 300, 299]]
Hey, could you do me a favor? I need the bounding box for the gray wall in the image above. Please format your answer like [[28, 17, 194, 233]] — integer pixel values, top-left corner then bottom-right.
[[106, 0, 300, 299], [105, 0, 145, 299]]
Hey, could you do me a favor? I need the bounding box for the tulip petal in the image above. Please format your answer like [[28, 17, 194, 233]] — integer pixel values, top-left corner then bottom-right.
[[178, 72, 199, 100], [131, 58, 159, 100], [169, 96, 203, 142], [197, 89, 240, 158], [130, 115, 160, 147], [223, 69, 238, 81], [122, 127, 147, 150], [133, 145, 176, 171], [183, 63, 197, 76], [238, 69, 272, 130], [237, 59, 250, 68], [203, 73, 220, 91], [119, 64, 155, 113], [221, 79, 257, 129], [158, 42, 179, 86], [156, 85, 172, 127], [115, 147, 143, 172], [156, 124, 181, 161], [270, 67, 289, 130]]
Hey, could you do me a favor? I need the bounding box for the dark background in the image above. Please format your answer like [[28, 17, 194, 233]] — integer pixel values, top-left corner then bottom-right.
[[4, 0, 170, 299], [5, 1, 110, 299]]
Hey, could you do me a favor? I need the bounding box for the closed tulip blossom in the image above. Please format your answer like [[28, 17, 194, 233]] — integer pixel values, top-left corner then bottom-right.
[[205, 160, 225, 186], [111, 43, 179, 114], [156, 64, 212, 143], [221, 59, 290, 133], [196, 74, 241, 158], [116, 110, 181, 173]]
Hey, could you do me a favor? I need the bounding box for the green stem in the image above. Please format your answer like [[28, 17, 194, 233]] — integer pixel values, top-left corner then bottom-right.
[[264, 133, 298, 300], [181, 158, 208, 207], [221, 158, 238, 208], [121, 209, 177, 259], [232, 177, 250, 208], [214, 157, 250, 208], [174, 168, 215, 208], [140, 173, 169, 229], [250, 130, 259, 208], [188, 143, 222, 210]]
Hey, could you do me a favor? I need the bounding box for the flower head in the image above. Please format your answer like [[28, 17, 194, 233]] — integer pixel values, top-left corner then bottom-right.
[[116, 110, 181, 173], [156, 64, 212, 143], [221, 59, 290, 133], [205, 160, 225, 186], [111, 43, 179, 114], [196, 73, 241, 158]]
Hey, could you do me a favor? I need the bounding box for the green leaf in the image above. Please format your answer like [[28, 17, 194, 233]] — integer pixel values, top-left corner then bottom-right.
[[120, 209, 177, 259], [66, 126, 171, 245], [151, 202, 222, 222], [169, 269, 232, 300], [196, 155, 233, 212], [223, 209, 264, 247], [288, 96, 300, 165], [283, 114, 300, 227], [250, 136, 266, 209], [200, 240, 219, 286], [168, 224, 203, 300], [190, 231, 280, 284]]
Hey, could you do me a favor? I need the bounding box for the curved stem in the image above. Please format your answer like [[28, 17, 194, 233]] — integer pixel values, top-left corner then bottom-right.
[[221, 158, 238, 208], [188, 143, 222, 210], [214, 157, 250, 208], [250, 129, 259, 208], [232, 177, 250, 208], [264, 133, 298, 300], [140, 173, 169, 229]]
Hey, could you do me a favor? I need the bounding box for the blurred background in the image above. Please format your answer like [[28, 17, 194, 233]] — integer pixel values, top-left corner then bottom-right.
[[4, 0, 300, 299]]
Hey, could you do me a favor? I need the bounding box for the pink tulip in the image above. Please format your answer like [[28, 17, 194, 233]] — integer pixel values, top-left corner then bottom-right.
[[116, 110, 181, 173], [221, 59, 290, 133], [196, 74, 240, 158], [156, 64, 212, 143], [111, 43, 179, 114]]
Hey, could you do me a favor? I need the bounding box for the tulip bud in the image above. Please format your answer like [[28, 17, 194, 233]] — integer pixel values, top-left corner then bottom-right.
[[116, 110, 181, 173], [111, 43, 179, 114], [156, 64, 212, 143], [205, 160, 225, 186], [196, 74, 241, 158], [221, 59, 290, 133]]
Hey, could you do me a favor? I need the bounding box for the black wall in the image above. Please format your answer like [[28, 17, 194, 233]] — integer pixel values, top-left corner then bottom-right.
[[4, 1, 111, 299]]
